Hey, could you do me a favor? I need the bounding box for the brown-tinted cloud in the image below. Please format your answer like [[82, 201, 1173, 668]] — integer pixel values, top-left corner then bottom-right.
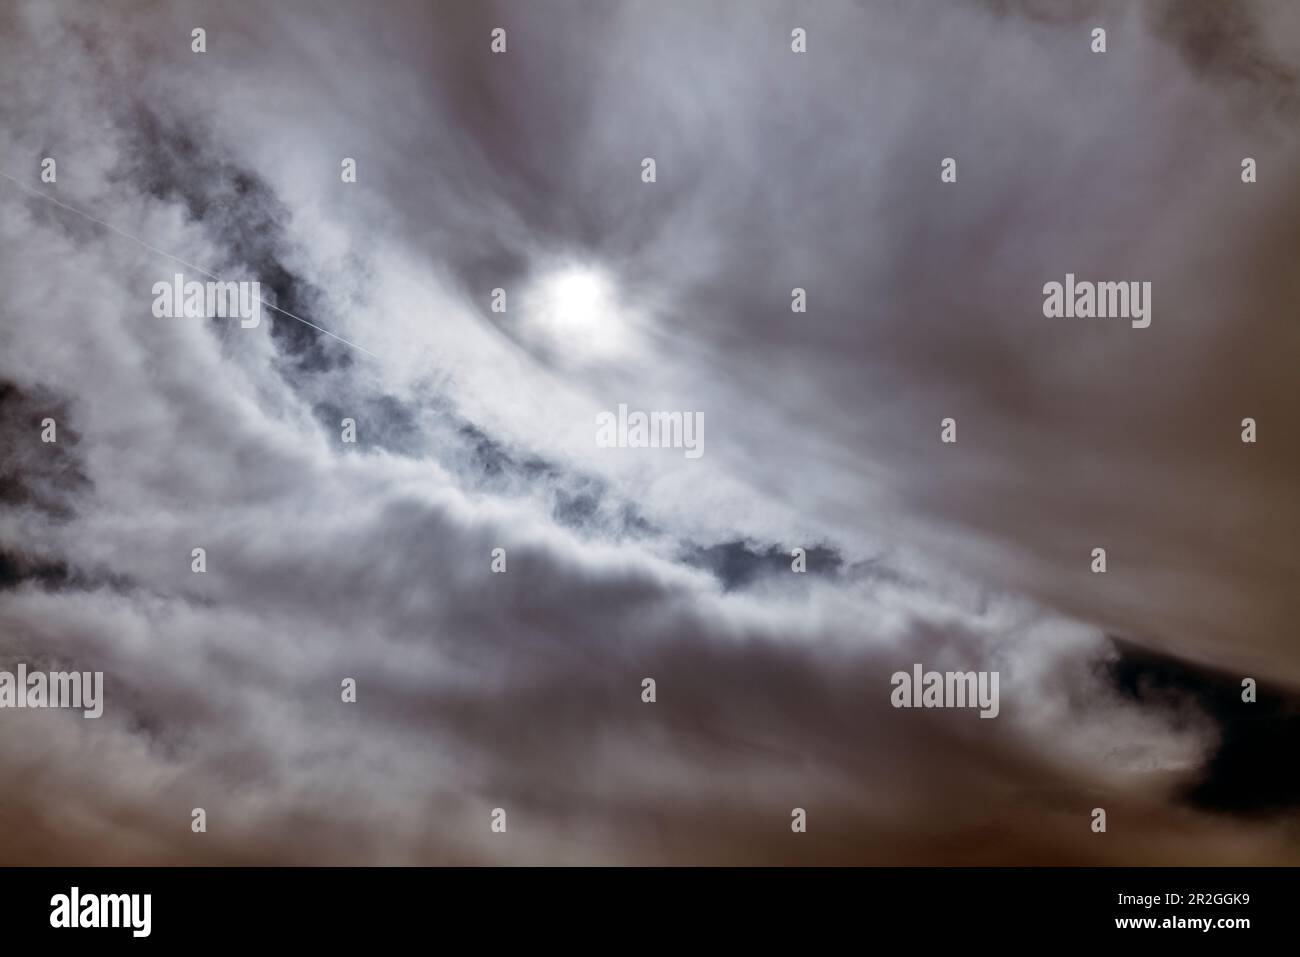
[[1, 0, 1297, 865]]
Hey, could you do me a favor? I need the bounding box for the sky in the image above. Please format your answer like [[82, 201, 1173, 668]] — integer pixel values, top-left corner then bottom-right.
[[1, 0, 1298, 864]]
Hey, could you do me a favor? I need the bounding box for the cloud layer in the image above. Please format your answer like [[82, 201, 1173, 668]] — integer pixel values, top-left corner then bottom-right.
[[1, 0, 1298, 864]]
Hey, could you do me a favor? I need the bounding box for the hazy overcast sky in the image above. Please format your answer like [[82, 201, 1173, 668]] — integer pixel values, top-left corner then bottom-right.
[[1, 0, 1298, 864]]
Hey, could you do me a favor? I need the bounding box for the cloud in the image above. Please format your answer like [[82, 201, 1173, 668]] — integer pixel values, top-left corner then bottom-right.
[[0, 0, 1297, 864]]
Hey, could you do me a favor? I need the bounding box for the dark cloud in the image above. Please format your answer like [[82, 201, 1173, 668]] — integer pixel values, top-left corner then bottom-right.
[[115, 108, 352, 373], [681, 541, 843, 591], [1147, 0, 1300, 113], [1110, 638, 1300, 815], [0, 379, 91, 519], [0, 548, 72, 591]]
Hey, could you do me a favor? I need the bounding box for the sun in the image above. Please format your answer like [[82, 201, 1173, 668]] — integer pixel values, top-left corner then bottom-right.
[[527, 265, 635, 362], [547, 270, 608, 334]]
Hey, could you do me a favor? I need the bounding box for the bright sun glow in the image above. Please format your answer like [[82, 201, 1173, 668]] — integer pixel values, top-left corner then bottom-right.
[[528, 266, 635, 362]]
